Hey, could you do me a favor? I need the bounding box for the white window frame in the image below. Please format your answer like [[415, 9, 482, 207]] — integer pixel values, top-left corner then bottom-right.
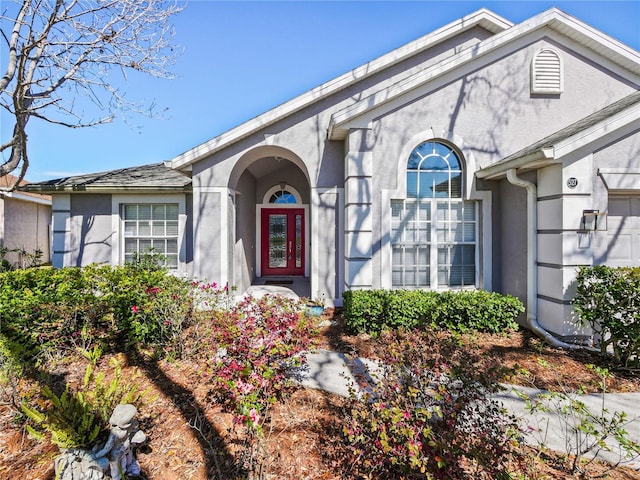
[[122, 203, 180, 269], [380, 127, 492, 291], [391, 140, 477, 289], [111, 194, 187, 274]]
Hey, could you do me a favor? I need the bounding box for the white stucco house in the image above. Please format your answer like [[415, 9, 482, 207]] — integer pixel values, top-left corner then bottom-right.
[[24, 8, 640, 342]]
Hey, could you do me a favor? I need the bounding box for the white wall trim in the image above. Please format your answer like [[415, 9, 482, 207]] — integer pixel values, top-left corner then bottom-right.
[[51, 194, 70, 268]]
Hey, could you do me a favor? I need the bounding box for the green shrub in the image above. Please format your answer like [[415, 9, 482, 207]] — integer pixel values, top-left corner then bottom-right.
[[343, 289, 523, 336], [0, 267, 101, 364], [0, 264, 195, 364], [21, 358, 149, 448], [386, 289, 439, 330], [113, 271, 193, 356], [434, 290, 522, 333], [574, 265, 640, 368], [342, 290, 389, 334]]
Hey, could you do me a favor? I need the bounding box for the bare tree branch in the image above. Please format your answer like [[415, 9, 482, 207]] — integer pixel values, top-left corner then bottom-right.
[[0, 0, 183, 190]]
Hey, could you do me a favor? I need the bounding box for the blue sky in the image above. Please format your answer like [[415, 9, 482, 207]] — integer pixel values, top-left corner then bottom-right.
[[3, 1, 640, 182]]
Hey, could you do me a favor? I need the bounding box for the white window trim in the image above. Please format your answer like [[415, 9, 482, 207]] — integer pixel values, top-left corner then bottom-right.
[[391, 198, 478, 290], [111, 194, 187, 274], [380, 127, 492, 290]]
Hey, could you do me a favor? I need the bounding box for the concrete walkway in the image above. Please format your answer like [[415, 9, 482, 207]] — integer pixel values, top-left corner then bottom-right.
[[293, 349, 640, 470], [496, 384, 640, 469]]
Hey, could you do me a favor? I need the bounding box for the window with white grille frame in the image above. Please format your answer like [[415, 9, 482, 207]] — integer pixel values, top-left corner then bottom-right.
[[391, 141, 477, 288], [122, 203, 179, 268]]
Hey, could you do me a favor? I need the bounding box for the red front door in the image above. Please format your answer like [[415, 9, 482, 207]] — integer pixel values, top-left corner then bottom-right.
[[261, 208, 305, 276]]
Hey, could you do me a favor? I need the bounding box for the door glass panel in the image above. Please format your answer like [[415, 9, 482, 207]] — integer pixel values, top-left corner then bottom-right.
[[295, 214, 302, 268], [269, 214, 287, 268]]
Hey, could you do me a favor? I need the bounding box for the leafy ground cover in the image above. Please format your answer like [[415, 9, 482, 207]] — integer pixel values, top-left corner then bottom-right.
[[2, 307, 640, 479]]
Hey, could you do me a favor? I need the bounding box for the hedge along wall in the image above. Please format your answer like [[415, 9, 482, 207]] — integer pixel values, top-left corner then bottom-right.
[[342, 289, 524, 336], [574, 265, 640, 368]]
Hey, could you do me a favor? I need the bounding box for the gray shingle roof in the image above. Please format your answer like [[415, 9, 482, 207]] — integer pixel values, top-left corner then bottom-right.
[[21, 163, 191, 193]]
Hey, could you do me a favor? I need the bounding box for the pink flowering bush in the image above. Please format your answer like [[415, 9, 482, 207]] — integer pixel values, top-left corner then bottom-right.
[[191, 281, 235, 315], [205, 294, 316, 474], [343, 328, 523, 479]]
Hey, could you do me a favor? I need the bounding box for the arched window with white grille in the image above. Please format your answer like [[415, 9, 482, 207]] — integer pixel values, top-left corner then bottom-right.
[[531, 48, 563, 94], [391, 141, 477, 289]]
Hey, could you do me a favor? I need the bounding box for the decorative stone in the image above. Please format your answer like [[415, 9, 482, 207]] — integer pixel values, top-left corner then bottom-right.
[[54, 404, 146, 480], [53, 449, 107, 480]]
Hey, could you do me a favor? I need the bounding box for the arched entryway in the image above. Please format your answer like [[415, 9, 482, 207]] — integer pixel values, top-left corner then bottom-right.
[[228, 146, 311, 293]]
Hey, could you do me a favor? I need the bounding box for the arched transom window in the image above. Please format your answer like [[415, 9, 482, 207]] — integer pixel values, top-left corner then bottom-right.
[[269, 190, 297, 204], [263, 184, 301, 204], [407, 141, 462, 198], [391, 141, 477, 289]]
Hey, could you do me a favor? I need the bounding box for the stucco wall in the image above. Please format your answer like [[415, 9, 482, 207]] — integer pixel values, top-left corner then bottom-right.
[[256, 164, 309, 204], [69, 194, 113, 266], [498, 177, 529, 309], [365, 35, 636, 290], [235, 171, 257, 293], [190, 27, 497, 297], [193, 190, 222, 281], [1, 197, 51, 266], [370, 38, 636, 185]]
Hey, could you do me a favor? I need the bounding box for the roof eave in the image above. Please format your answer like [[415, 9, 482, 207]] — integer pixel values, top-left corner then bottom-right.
[[21, 185, 192, 194], [0, 190, 52, 205], [168, 9, 512, 170], [328, 8, 640, 138], [476, 150, 555, 180], [478, 99, 640, 180]]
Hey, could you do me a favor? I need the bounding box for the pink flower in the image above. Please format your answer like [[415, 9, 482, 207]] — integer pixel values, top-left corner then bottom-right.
[[248, 408, 259, 425], [131, 305, 139, 313], [236, 381, 254, 395]]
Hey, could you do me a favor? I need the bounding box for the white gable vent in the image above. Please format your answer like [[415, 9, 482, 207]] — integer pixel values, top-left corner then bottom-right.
[[531, 48, 563, 94]]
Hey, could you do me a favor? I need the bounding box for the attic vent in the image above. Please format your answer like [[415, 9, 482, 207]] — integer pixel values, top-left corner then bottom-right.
[[531, 48, 563, 94]]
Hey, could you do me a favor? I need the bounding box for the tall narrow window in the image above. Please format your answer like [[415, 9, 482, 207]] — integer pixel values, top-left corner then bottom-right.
[[531, 48, 562, 94], [123, 203, 179, 268], [392, 141, 476, 289]]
